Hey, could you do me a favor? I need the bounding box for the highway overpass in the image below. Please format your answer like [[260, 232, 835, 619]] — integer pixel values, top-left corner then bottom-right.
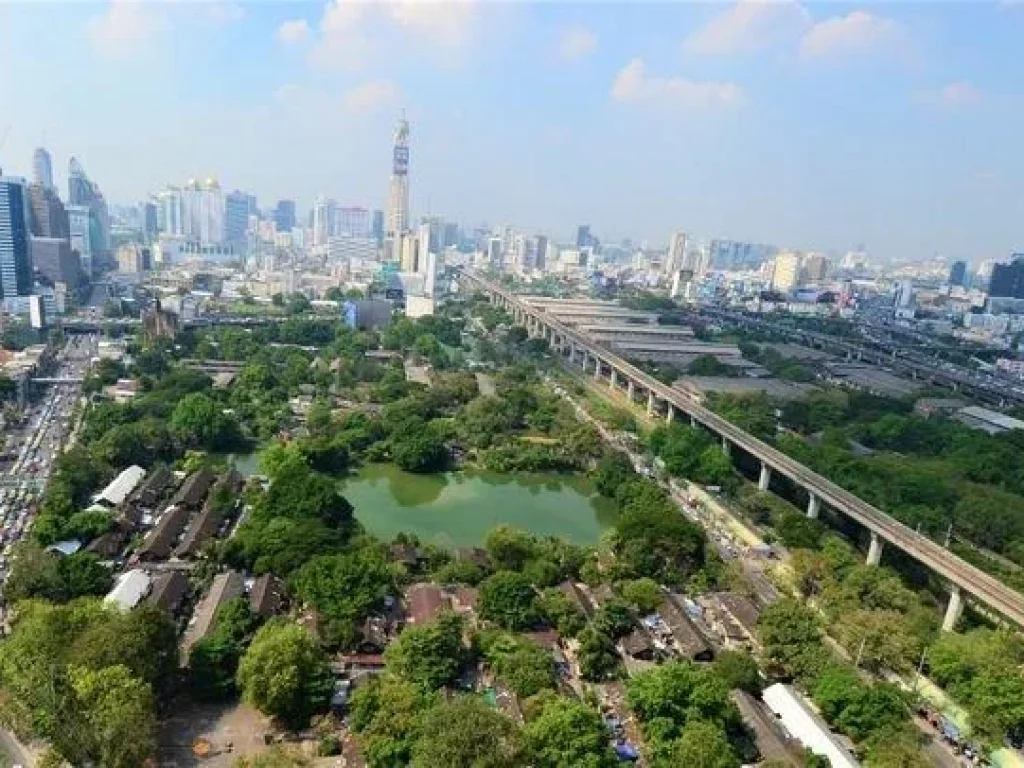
[[460, 268, 1024, 631]]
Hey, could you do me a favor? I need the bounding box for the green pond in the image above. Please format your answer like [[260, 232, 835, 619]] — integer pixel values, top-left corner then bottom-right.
[[226, 454, 617, 547]]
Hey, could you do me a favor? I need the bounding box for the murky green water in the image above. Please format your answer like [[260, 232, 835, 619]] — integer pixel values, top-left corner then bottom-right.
[[226, 453, 617, 547]]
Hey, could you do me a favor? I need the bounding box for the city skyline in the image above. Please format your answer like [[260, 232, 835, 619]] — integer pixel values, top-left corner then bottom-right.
[[1, 2, 1022, 261]]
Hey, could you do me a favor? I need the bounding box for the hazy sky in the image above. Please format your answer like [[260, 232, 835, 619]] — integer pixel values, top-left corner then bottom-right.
[[0, 1, 1022, 262]]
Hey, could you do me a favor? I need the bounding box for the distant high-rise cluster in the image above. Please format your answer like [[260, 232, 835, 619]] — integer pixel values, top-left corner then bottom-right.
[[155, 179, 226, 244]]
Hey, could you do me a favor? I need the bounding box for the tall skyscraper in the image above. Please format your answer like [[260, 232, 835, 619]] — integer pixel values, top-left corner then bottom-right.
[[949, 260, 967, 288], [771, 251, 802, 292], [33, 148, 54, 190], [67, 205, 92, 276], [386, 115, 411, 240], [67, 157, 110, 259], [274, 199, 296, 232], [142, 201, 158, 242], [988, 256, 1024, 299], [576, 224, 591, 249], [311, 197, 336, 246], [338, 207, 371, 239], [802, 252, 830, 283], [182, 178, 225, 244], [372, 209, 385, 245], [534, 235, 548, 271], [26, 183, 69, 239], [225, 191, 254, 244], [665, 231, 688, 275], [0, 176, 34, 299]]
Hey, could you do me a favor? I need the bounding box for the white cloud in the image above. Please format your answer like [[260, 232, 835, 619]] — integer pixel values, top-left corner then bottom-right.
[[309, 0, 479, 70], [277, 18, 311, 45], [559, 25, 597, 62], [204, 2, 245, 26], [611, 59, 744, 108], [684, 0, 811, 55], [922, 81, 982, 109], [87, 0, 166, 58], [799, 11, 902, 59], [343, 79, 401, 113], [387, 0, 477, 47]]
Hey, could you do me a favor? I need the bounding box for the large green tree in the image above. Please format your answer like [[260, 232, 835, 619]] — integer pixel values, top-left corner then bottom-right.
[[409, 696, 525, 768], [384, 612, 467, 692], [523, 696, 616, 768], [237, 622, 334, 729], [478, 571, 542, 631]]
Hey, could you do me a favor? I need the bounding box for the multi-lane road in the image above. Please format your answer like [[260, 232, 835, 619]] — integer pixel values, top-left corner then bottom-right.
[[0, 335, 95, 583]]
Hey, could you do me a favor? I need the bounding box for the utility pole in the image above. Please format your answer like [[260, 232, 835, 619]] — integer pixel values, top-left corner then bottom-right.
[[944, 521, 953, 548]]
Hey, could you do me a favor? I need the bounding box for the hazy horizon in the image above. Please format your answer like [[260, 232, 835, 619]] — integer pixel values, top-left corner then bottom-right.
[[1, 1, 1021, 261]]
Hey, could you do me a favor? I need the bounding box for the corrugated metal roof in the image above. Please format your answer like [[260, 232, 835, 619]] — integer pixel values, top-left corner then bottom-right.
[[104, 569, 152, 611], [761, 684, 859, 768], [95, 465, 146, 506]]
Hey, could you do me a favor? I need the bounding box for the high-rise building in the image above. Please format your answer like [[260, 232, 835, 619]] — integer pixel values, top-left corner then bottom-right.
[[142, 201, 158, 242], [310, 197, 336, 246], [894, 279, 915, 308], [709, 239, 776, 271], [274, 200, 296, 232], [771, 252, 802, 292], [337, 207, 371, 239], [30, 236, 80, 287], [802, 252, 830, 283], [949, 260, 967, 288], [988, 256, 1024, 299], [33, 148, 54, 190], [487, 237, 502, 270], [26, 183, 69, 239], [534, 235, 548, 272], [0, 176, 34, 299], [67, 204, 92, 275], [665, 232, 688, 276], [576, 224, 591, 249], [225, 191, 254, 244], [387, 115, 411, 240], [443, 222, 460, 249], [182, 178, 225, 244], [372, 210, 385, 245], [68, 157, 110, 259], [156, 187, 183, 236]]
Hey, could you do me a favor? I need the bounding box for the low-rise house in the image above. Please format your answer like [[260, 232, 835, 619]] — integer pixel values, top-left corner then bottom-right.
[[85, 526, 129, 559], [620, 628, 657, 661], [452, 587, 479, 614], [249, 573, 285, 618], [105, 569, 152, 610], [659, 594, 713, 661], [169, 468, 217, 509], [558, 580, 596, 618], [133, 464, 173, 508], [93, 465, 146, 508], [731, 690, 801, 767], [135, 505, 190, 562], [406, 583, 449, 625], [182, 571, 245, 659], [147, 571, 190, 616], [714, 592, 761, 644], [762, 684, 858, 768]]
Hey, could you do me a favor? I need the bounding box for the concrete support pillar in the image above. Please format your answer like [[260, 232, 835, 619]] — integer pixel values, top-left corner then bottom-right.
[[570, 343, 578, 364], [610, 369, 618, 390], [866, 531, 884, 566], [758, 462, 772, 492], [807, 493, 821, 520], [627, 380, 635, 402], [666, 406, 675, 425], [942, 585, 963, 632], [593, 356, 602, 380], [647, 392, 655, 416], [690, 414, 697, 428], [722, 437, 731, 457]]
